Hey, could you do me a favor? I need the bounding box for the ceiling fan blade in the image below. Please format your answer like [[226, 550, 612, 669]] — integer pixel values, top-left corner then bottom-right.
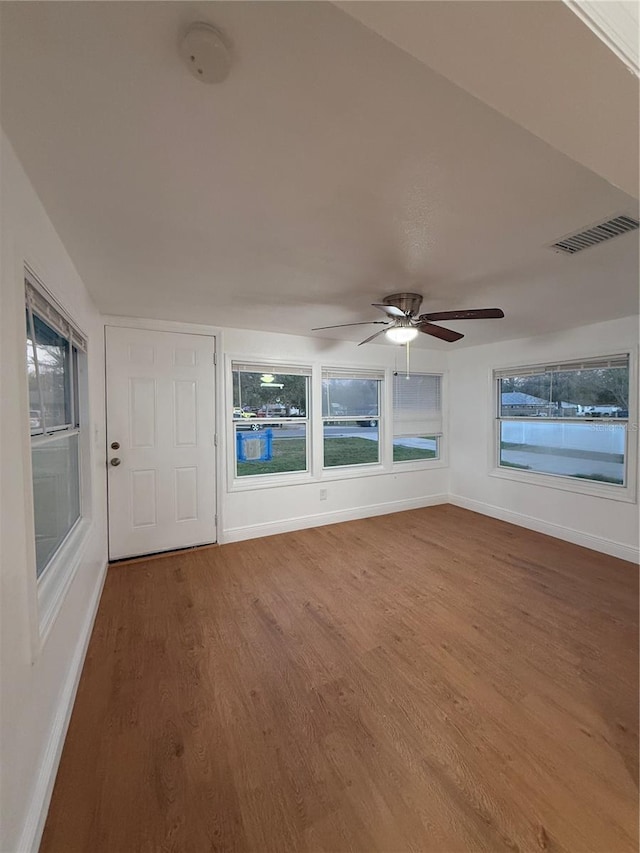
[[417, 322, 464, 343], [372, 303, 406, 319], [419, 308, 504, 321], [311, 321, 389, 331], [358, 328, 388, 346]]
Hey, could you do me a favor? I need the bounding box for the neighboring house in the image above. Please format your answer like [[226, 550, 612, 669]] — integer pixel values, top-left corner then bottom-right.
[[501, 392, 578, 417]]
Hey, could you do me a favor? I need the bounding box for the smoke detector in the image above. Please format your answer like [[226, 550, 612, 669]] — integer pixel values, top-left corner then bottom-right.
[[179, 23, 231, 84]]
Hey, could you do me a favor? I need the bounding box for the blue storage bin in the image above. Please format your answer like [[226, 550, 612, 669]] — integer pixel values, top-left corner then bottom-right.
[[236, 427, 273, 462]]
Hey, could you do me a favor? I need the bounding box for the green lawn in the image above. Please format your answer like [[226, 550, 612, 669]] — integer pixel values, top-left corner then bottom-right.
[[324, 437, 379, 467], [572, 473, 623, 485], [392, 442, 438, 463], [237, 437, 307, 476], [237, 436, 436, 476], [500, 460, 531, 470]]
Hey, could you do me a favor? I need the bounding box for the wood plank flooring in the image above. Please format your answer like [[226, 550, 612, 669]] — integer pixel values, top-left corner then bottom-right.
[[40, 505, 638, 853]]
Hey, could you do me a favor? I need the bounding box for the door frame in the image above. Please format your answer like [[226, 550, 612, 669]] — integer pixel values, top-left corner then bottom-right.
[[104, 316, 225, 555]]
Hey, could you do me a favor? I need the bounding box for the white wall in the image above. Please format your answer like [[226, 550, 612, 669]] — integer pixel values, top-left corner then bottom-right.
[[221, 327, 449, 540], [103, 317, 450, 543], [0, 133, 108, 852], [448, 316, 640, 562]]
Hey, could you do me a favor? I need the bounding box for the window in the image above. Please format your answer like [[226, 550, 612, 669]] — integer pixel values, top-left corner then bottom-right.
[[231, 362, 310, 478], [26, 278, 87, 578], [322, 369, 383, 468], [495, 355, 630, 487], [392, 372, 441, 462]]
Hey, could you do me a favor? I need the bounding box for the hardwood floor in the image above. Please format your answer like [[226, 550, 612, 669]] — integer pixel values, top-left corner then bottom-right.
[[40, 505, 638, 853]]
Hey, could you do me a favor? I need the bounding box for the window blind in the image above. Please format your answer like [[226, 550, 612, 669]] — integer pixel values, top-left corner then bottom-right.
[[232, 361, 312, 376], [494, 354, 628, 380], [393, 373, 442, 437], [322, 367, 385, 381], [26, 278, 87, 353]]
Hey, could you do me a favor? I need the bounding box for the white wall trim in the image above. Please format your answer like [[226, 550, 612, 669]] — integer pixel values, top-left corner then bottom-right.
[[36, 519, 95, 656], [222, 493, 448, 543], [103, 319, 225, 549], [448, 493, 639, 564], [564, 1, 639, 77], [17, 560, 108, 853]]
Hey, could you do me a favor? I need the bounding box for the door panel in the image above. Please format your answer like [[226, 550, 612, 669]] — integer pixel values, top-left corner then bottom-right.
[[106, 326, 216, 560]]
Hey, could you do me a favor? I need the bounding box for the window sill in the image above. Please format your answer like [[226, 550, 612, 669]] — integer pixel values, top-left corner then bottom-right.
[[489, 466, 637, 503], [228, 459, 448, 492], [229, 470, 314, 492], [37, 517, 93, 649], [392, 458, 447, 472]]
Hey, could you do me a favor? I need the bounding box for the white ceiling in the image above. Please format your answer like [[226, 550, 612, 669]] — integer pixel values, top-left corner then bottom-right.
[[1, 1, 638, 349], [338, 0, 640, 196]]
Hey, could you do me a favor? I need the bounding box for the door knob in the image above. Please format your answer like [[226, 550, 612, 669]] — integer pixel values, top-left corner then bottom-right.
[[110, 457, 122, 467]]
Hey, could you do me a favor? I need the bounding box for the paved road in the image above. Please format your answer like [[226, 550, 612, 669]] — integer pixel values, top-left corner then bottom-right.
[[501, 449, 623, 482], [241, 424, 436, 451], [241, 425, 376, 439]]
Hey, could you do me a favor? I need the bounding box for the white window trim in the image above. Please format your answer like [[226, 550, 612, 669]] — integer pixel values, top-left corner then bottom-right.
[[321, 366, 384, 471], [232, 419, 311, 482], [390, 370, 445, 468], [24, 266, 93, 648], [226, 355, 314, 490], [37, 517, 93, 645], [489, 350, 638, 504], [226, 357, 449, 491]]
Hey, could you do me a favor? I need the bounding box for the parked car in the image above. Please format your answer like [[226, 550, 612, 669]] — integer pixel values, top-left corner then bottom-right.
[[233, 409, 261, 430], [356, 410, 378, 428], [257, 405, 287, 418]]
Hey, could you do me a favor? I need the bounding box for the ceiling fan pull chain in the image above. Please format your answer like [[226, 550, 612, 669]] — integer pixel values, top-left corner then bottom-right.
[[406, 339, 411, 378]]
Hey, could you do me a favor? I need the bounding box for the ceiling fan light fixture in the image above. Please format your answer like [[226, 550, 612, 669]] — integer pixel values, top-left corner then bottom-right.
[[385, 325, 419, 344]]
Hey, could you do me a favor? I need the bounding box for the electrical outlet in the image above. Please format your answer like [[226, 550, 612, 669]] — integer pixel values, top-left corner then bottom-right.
[[319, 488, 328, 501]]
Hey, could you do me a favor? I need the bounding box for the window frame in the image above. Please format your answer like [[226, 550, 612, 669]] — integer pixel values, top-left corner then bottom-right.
[[226, 357, 448, 492], [24, 268, 93, 646], [228, 359, 313, 487], [391, 371, 443, 466], [321, 368, 384, 471], [26, 275, 88, 578], [490, 351, 637, 503]]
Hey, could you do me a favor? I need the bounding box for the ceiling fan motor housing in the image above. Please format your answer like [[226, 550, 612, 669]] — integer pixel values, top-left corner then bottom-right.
[[383, 292, 423, 316]]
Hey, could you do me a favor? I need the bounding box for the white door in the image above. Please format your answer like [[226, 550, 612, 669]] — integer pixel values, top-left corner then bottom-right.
[[106, 326, 216, 560]]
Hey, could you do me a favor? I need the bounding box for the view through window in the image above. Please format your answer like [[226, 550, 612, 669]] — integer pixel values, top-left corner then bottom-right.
[[26, 279, 86, 577], [232, 363, 310, 477], [496, 355, 630, 486], [322, 369, 383, 468]]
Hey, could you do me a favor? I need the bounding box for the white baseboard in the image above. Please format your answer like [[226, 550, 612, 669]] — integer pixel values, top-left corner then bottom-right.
[[222, 493, 449, 543], [223, 493, 639, 562], [448, 494, 639, 564], [17, 560, 108, 853]]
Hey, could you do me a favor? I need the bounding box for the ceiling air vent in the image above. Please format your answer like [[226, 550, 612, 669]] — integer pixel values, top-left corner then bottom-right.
[[550, 214, 639, 255]]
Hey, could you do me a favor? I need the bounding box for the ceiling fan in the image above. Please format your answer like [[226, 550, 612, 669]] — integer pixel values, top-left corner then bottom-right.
[[312, 293, 504, 345]]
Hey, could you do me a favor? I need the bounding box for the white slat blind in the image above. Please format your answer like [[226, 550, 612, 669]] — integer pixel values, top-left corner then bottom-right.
[[233, 362, 312, 376], [393, 373, 442, 437], [322, 367, 385, 381], [26, 279, 87, 353]]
